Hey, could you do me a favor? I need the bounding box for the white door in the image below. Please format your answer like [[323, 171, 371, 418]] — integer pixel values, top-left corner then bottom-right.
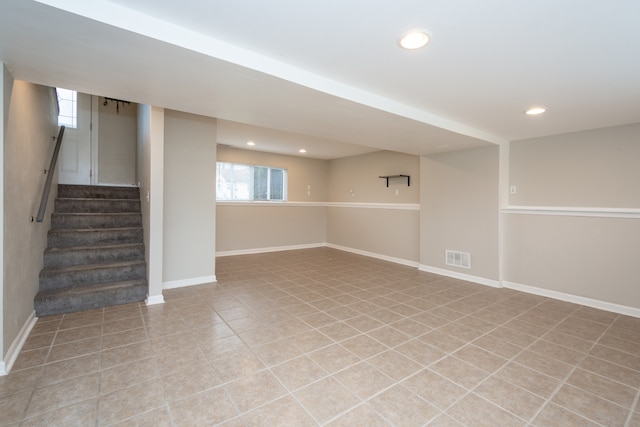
[[58, 93, 93, 185]]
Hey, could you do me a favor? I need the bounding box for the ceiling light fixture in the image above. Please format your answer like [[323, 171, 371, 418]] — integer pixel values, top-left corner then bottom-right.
[[299, 149, 307, 153], [399, 31, 430, 50], [525, 107, 546, 115], [246, 141, 255, 146]]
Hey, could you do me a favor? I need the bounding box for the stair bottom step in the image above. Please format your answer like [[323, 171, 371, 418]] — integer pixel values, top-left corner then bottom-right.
[[35, 280, 147, 317]]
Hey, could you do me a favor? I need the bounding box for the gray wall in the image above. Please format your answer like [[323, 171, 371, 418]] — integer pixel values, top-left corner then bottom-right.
[[2, 76, 57, 364], [98, 97, 137, 186], [509, 123, 640, 207], [327, 150, 420, 264], [216, 146, 328, 254], [504, 123, 640, 310], [215, 148, 421, 264], [420, 146, 500, 281], [328, 150, 419, 203], [217, 204, 326, 253], [163, 110, 217, 286], [217, 145, 329, 202], [136, 104, 164, 300]]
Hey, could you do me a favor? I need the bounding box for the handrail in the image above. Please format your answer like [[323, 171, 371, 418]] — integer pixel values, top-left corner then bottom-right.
[[36, 126, 65, 223]]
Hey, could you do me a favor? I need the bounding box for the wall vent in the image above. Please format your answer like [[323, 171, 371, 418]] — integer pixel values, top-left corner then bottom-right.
[[445, 250, 471, 269]]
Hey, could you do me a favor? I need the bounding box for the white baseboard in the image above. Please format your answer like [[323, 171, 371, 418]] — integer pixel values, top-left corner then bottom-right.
[[503, 281, 640, 318], [145, 294, 165, 306], [216, 242, 419, 269], [327, 243, 419, 268], [418, 264, 501, 288], [216, 243, 325, 258], [1, 311, 37, 376], [163, 275, 217, 290]]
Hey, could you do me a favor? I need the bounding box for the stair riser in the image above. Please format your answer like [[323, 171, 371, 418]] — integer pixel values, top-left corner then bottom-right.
[[58, 185, 140, 200], [35, 282, 147, 317], [55, 199, 141, 213], [38, 185, 148, 316], [51, 213, 142, 229], [48, 229, 143, 247], [44, 245, 145, 268], [39, 264, 147, 291]]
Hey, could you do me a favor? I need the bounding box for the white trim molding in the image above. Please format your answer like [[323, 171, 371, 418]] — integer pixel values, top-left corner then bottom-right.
[[503, 281, 640, 318], [163, 275, 217, 289], [325, 202, 420, 211], [217, 201, 420, 211], [419, 264, 501, 288], [216, 201, 324, 207], [503, 206, 640, 219], [327, 243, 419, 268], [217, 243, 325, 258], [145, 294, 165, 306], [1, 311, 37, 375]]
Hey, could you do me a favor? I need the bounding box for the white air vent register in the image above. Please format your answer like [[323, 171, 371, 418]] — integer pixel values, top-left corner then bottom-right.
[[445, 250, 471, 269]]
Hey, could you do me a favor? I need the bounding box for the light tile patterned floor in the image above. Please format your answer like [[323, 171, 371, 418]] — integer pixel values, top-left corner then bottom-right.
[[1, 248, 639, 426]]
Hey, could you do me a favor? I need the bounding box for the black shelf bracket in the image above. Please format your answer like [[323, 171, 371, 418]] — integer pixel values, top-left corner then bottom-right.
[[379, 175, 411, 187]]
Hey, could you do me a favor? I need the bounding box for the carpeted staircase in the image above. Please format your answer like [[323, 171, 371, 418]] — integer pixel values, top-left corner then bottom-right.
[[34, 185, 148, 317]]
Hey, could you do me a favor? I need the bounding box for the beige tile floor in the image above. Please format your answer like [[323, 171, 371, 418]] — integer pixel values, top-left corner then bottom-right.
[[1, 247, 639, 426]]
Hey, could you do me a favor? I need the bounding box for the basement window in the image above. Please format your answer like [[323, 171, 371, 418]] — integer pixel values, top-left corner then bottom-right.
[[56, 88, 77, 128], [216, 162, 287, 201]]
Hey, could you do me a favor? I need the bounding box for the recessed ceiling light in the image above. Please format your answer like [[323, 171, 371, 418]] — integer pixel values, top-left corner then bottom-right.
[[246, 141, 255, 146], [525, 107, 546, 115], [299, 149, 307, 153], [399, 31, 430, 50]]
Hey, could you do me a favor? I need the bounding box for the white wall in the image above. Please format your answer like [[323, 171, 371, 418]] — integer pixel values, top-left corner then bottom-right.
[[98, 97, 137, 186], [163, 110, 216, 287], [2, 76, 58, 373], [136, 104, 164, 303]]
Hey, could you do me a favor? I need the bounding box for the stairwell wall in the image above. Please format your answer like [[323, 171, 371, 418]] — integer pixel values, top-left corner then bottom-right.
[[2, 75, 58, 373], [98, 97, 137, 186]]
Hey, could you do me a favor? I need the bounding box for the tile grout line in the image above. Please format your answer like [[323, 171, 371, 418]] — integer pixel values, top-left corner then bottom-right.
[[525, 313, 620, 427], [625, 388, 640, 427], [437, 299, 565, 425]]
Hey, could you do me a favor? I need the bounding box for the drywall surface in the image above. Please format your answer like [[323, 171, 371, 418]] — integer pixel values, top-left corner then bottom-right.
[[504, 213, 640, 309], [328, 150, 419, 203], [510, 123, 640, 208], [136, 104, 164, 299], [98, 97, 137, 185], [163, 110, 216, 284], [420, 146, 500, 280]]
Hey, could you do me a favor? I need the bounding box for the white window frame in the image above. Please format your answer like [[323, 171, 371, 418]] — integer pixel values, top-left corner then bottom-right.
[[56, 88, 77, 128]]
